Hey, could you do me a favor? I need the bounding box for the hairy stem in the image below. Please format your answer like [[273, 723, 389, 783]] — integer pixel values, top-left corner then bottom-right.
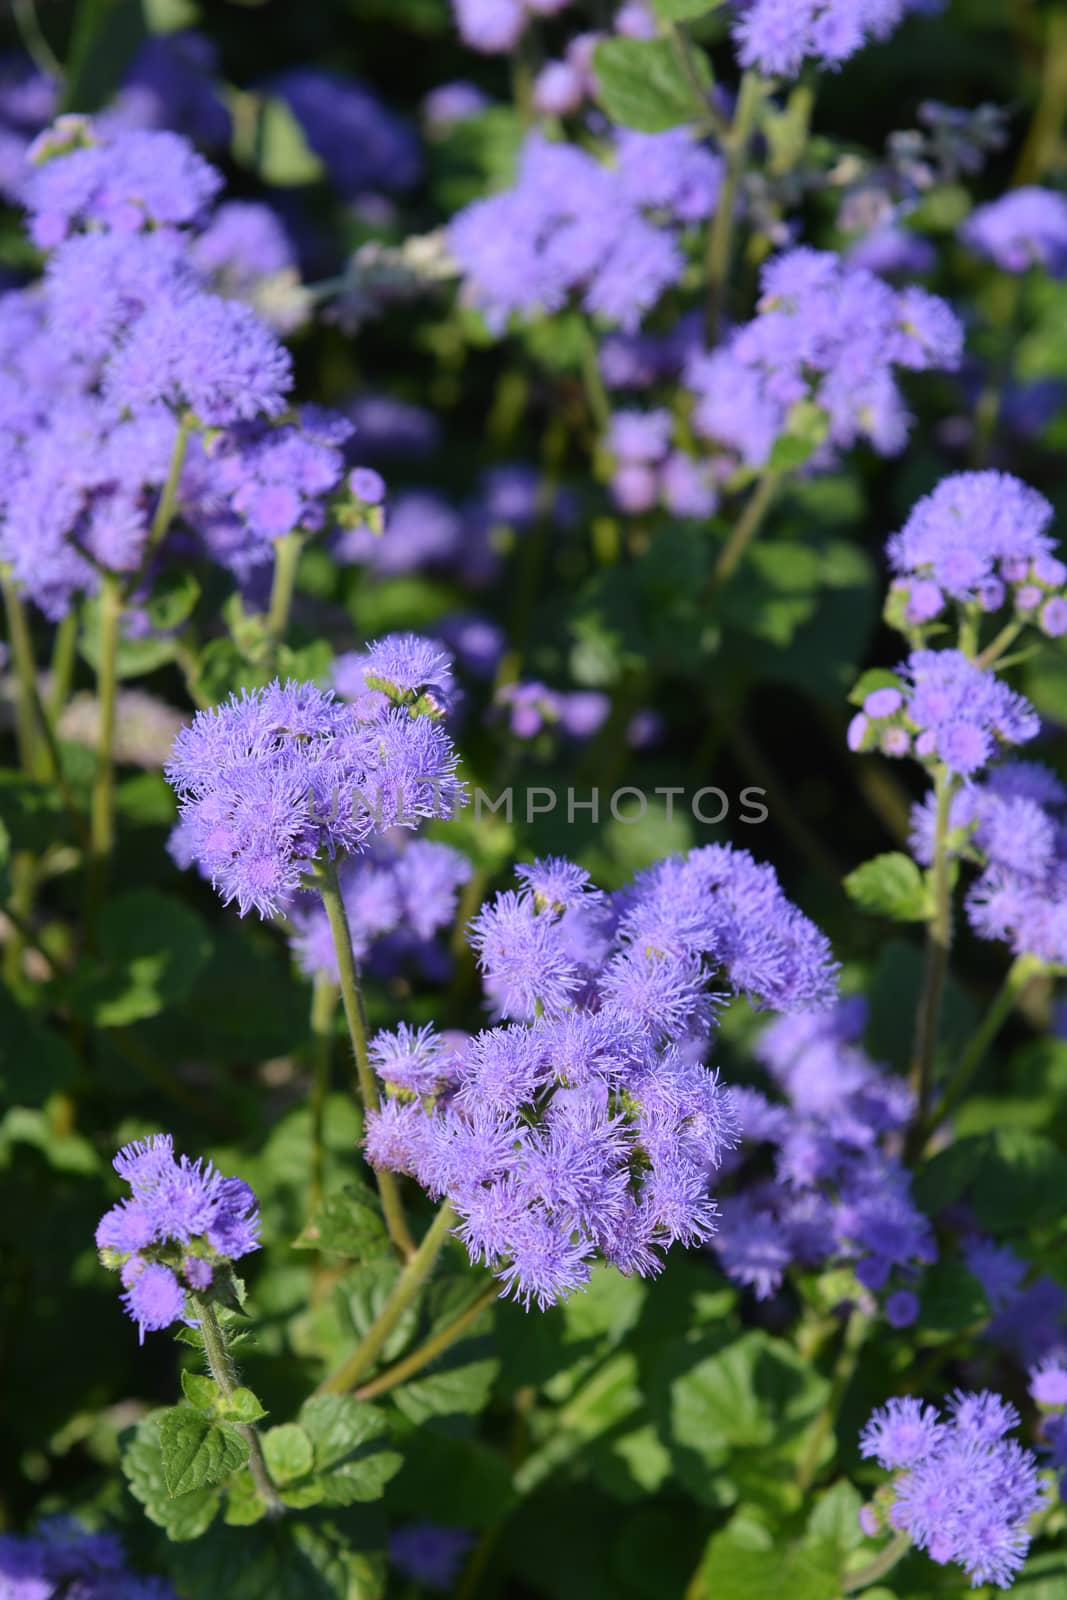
[[906, 767, 956, 1147], [841, 1530, 912, 1593], [923, 953, 1041, 1145], [354, 1284, 497, 1401], [316, 857, 416, 1260], [315, 1202, 457, 1396], [708, 471, 782, 594], [267, 531, 304, 644], [704, 69, 763, 344], [193, 1297, 284, 1517], [308, 974, 338, 1219]]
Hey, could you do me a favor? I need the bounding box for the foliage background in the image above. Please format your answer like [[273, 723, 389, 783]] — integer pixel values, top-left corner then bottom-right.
[[2, 0, 1067, 1596]]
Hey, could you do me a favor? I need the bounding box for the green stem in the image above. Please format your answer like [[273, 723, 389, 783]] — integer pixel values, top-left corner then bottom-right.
[[906, 767, 956, 1148], [354, 1284, 497, 1401], [85, 571, 123, 930], [2, 568, 45, 777], [13, 0, 62, 79], [976, 617, 1025, 670], [47, 610, 78, 725], [267, 532, 304, 644], [794, 1308, 870, 1494], [308, 974, 338, 1218], [704, 69, 763, 344], [193, 1297, 284, 1517], [315, 1202, 458, 1395], [708, 471, 782, 593], [841, 1531, 912, 1593], [924, 953, 1041, 1144], [144, 416, 191, 567], [578, 320, 611, 433], [316, 857, 416, 1260]]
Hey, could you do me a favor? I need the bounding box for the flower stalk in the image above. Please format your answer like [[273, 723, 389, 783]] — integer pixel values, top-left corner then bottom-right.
[[315, 1201, 457, 1396], [192, 1296, 284, 1518], [316, 856, 417, 1260]]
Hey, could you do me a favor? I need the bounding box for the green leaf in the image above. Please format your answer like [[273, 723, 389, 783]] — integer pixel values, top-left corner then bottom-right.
[[805, 1480, 866, 1554], [67, 889, 213, 1025], [181, 1372, 220, 1413], [79, 595, 180, 681], [146, 568, 201, 633], [230, 92, 325, 186], [262, 1423, 315, 1485], [695, 1521, 841, 1600], [653, 0, 721, 17], [848, 668, 905, 707], [914, 1129, 1067, 1233], [159, 1407, 249, 1497], [223, 1387, 268, 1424], [298, 1396, 402, 1506], [593, 38, 711, 132], [392, 1350, 499, 1424], [844, 853, 931, 922], [122, 1415, 220, 1541], [300, 1396, 391, 1473], [294, 1184, 390, 1261], [0, 986, 77, 1106], [918, 1258, 990, 1336], [62, 0, 149, 114]]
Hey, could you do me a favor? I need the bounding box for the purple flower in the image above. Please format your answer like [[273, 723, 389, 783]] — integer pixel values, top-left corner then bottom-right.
[[105, 291, 292, 424], [271, 68, 420, 197], [733, 0, 929, 77], [887, 471, 1058, 608], [166, 674, 465, 920], [422, 82, 492, 133], [24, 122, 221, 246], [390, 1524, 474, 1592], [98, 1135, 260, 1338], [449, 130, 712, 332], [121, 1263, 186, 1343], [1030, 1359, 1067, 1407], [873, 1392, 1046, 1589], [686, 247, 961, 471], [860, 1396, 946, 1468], [963, 186, 1067, 276]]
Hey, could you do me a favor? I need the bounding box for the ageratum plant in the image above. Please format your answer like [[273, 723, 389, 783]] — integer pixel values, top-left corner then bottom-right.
[[1, 3, 1066, 1598]]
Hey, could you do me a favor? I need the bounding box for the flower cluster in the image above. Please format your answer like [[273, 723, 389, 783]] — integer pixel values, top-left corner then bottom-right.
[[289, 835, 472, 983], [886, 471, 1066, 631], [606, 409, 718, 519], [715, 1000, 931, 1320], [732, 0, 930, 78], [909, 761, 1067, 966], [0, 1517, 176, 1600], [95, 1135, 260, 1342], [847, 650, 1039, 776], [859, 1391, 1046, 1589], [363, 848, 837, 1308], [0, 117, 383, 619], [962, 186, 1067, 277], [494, 680, 610, 741], [272, 69, 421, 200], [450, 130, 723, 332], [451, 0, 573, 55], [685, 248, 962, 470], [166, 655, 465, 919], [1031, 1360, 1067, 1497]]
